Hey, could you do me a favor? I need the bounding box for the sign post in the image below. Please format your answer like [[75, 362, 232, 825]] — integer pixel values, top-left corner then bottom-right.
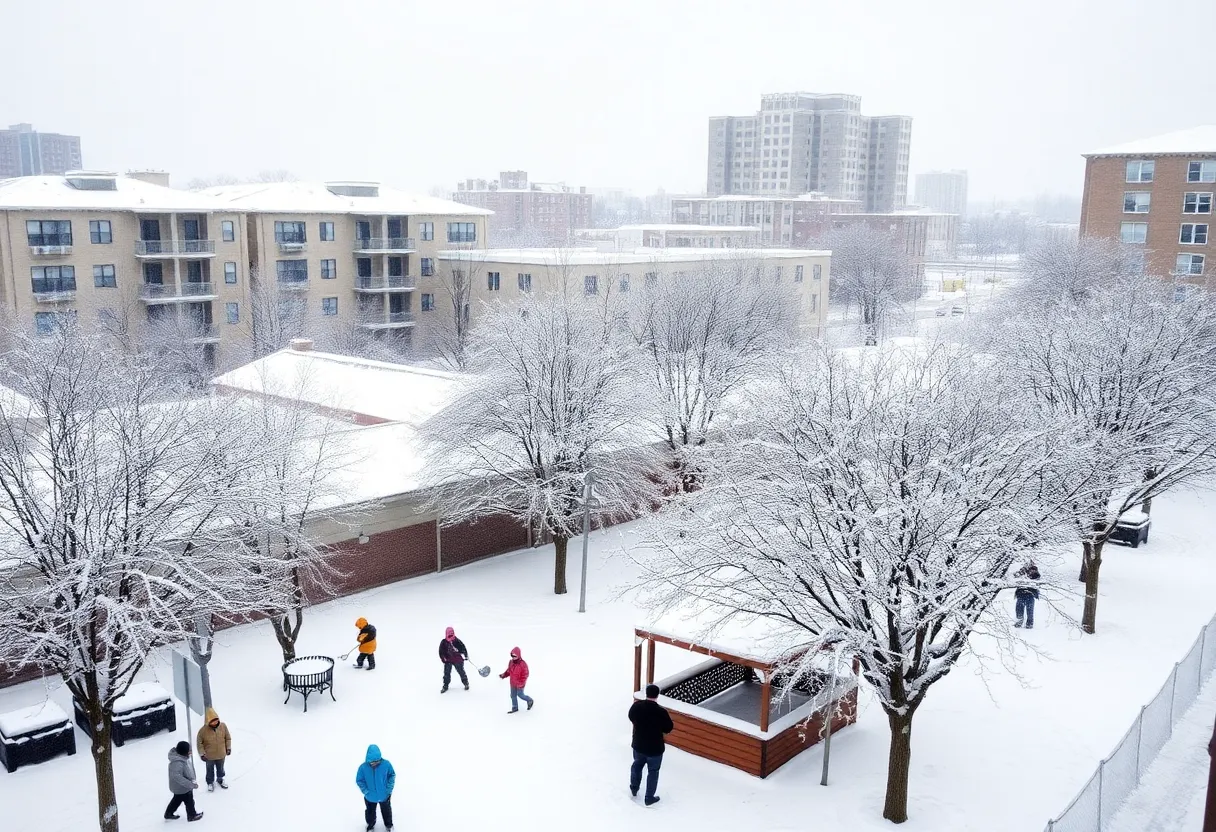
[[578, 471, 594, 614], [172, 651, 205, 746]]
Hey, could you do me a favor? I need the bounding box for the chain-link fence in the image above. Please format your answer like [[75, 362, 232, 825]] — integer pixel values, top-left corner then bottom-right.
[[1044, 611, 1216, 831]]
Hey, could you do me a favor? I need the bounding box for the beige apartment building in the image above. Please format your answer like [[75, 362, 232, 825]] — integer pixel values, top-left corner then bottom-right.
[[432, 246, 831, 332], [573, 224, 762, 251], [0, 172, 490, 367], [1080, 127, 1216, 286]]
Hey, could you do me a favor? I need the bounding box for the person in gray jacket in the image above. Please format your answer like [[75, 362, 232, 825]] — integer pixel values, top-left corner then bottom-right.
[[165, 740, 205, 822]]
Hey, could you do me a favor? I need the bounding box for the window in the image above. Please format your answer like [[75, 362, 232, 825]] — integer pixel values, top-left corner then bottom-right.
[[1175, 253, 1205, 275], [1187, 161, 1216, 183], [421, 258, 435, 276], [517, 273, 532, 292], [92, 264, 116, 288], [420, 222, 434, 242], [1123, 192, 1151, 213], [447, 222, 476, 243], [487, 271, 501, 291], [421, 293, 435, 312], [35, 310, 75, 336], [319, 221, 335, 241], [322, 297, 338, 316], [224, 261, 238, 284], [584, 274, 599, 295], [221, 220, 235, 242], [31, 265, 76, 294], [795, 265, 804, 283], [356, 258, 372, 278], [226, 302, 239, 324], [143, 262, 164, 285], [274, 221, 306, 243], [810, 294, 818, 313], [619, 274, 630, 293], [1125, 160, 1154, 183], [388, 257, 404, 277], [89, 220, 112, 244], [321, 259, 337, 279], [774, 265, 783, 281], [276, 259, 308, 284], [813, 264, 822, 280], [1180, 224, 1209, 245], [1184, 193, 1213, 214], [1120, 222, 1148, 244], [645, 272, 658, 288], [26, 220, 72, 246]]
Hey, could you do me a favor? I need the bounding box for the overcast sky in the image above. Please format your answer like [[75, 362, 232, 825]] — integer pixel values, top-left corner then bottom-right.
[[2, 0, 1213, 202]]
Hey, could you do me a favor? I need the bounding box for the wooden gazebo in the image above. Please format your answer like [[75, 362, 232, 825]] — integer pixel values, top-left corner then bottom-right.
[[633, 625, 859, 778]]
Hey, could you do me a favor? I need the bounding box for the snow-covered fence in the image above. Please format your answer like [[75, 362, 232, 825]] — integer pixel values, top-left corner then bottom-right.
[[1045, 611, 1216, 832]]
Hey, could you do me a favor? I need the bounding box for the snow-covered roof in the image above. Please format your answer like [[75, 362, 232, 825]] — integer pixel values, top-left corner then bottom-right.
[[200, 181, 493, 217], [614, 224, 762, 233], [675, 193, 863, 205], [0, 174, 226, 213], [439, 246, 830, 266], [639, 601, 816, 665], [1087, 126, 1216, 157], [211, 347, 462, 426], [318, 422, 426, 509]]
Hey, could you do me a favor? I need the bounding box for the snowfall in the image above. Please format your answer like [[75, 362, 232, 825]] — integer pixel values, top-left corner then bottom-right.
[[1, 488, 1214, 832]]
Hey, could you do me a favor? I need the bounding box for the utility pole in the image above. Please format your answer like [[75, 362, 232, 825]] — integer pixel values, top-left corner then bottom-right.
[[578, 471, 594, 613]]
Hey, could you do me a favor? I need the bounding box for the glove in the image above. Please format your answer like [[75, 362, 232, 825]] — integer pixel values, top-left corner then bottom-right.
[[500, 673, 508, 679], [199, 755, 207, 761], [226, 750, 232, 755]]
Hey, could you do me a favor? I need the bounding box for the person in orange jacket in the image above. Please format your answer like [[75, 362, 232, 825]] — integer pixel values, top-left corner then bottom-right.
[[355, 617, 377, 670]]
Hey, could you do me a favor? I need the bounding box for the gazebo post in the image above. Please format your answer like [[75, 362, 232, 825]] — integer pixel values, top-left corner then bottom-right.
[[633, 639, 642, 693], [646, 638, 656, 685], [759, 668, 771, 733]]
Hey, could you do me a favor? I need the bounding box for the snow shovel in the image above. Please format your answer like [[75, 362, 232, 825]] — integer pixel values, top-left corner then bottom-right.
[[340, 645, 359, 661], [466, 657, 491, 678]]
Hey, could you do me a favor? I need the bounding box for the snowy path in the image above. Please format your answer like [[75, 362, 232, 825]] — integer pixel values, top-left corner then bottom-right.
[[1106, 676, 1216, 832]]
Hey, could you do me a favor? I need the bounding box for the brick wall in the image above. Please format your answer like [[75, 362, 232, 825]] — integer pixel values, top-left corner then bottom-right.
[[440, 514, 530, 569], [315, 521, 439, 600]]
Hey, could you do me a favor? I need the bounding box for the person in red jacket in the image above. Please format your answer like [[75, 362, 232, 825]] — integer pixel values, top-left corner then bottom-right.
[[499, 647, 534, 714]]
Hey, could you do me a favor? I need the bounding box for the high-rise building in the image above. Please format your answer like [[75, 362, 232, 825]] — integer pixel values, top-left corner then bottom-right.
[[0, 123, 83, 177], [914, 171, 969, 219], [707, 93, 912, 212], [1080, 126, 1216, 285], [452, 171, 593, 244]]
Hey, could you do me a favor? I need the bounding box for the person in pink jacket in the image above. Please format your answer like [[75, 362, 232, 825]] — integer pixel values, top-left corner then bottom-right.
[[499, 647, 534, 714]]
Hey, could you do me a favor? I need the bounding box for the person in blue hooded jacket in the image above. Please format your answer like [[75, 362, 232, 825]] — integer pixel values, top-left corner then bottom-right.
[[355, 744, 396, 831]]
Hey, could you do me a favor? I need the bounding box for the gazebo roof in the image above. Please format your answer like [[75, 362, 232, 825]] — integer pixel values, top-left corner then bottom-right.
[[636, 604, 817, 669]]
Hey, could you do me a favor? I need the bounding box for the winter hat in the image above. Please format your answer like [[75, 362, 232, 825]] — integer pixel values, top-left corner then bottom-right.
[[510, 647, 521, 659], [175, 740, 191, 756], [356, 617, 368, 628], [645, 684, 660, 699], [445, 626, 455, 640]]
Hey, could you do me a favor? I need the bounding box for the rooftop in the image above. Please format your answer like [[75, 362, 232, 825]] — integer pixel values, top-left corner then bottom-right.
[[614, 224, 761, 233], [0, 173, 225, 213], [676, 193, 863, 205], [199, 181, 493, 217], [1087, 126, 1216, 158], [438, 246, 830, 266]]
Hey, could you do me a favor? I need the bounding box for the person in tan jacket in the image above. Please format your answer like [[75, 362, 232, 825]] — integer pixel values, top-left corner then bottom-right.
[[195, 707, 232, 792]]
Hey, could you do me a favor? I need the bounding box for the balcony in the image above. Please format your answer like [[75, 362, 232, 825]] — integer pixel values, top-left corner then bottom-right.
[[360, 312, 416, 330], [32, 279, 77, 303], [353, 276, 417, 292], [139, 282, 219, 304], [187, 325, 221, 344], [352, 237, 417, 254], [276, 237, 308, 254], [134, 240, 216, 258], [276, 278, 310, 292], [29, 244, 73, 258]]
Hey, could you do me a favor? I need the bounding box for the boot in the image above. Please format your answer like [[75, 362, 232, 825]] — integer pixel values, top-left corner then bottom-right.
[[207, 783, 214, 792], [527, 699, 534, 710], [187, 812, 204, 822], [218, 781, 228, 790], [440, 686, 448, 694]]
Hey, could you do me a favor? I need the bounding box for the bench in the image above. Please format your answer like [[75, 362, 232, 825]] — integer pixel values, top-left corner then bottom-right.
[[0, 701, 76, 773], [75, 682, 176, 747]]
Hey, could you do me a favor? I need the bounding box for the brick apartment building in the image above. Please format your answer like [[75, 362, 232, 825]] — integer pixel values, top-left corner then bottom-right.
[[452, 171, 593, 243], [1080, 126, 1216, 285]]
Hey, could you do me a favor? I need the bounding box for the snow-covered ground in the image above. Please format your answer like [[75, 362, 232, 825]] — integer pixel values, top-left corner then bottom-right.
[[1, 489, 1213, 831]]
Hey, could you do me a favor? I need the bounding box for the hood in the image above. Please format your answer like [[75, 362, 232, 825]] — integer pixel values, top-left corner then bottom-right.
[[168, 748, 188, 762], [204, 707, 220, 724], [445, 626, 455, 640], [365, 744, 382, 764], [510, 647, 521, 659], [356, 617, 368, 628]]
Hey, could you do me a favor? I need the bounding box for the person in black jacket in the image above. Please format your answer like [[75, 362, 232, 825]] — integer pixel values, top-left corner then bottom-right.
[[628, 684, 674, 806], [438, 626, 469, 693], [1013, 560, 1042, 629]]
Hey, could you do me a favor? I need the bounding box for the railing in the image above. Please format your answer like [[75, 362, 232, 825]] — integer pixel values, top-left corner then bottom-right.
[[138, 282, 217, 301], [1044, 611, 1216, 832], [277, 238, 307, 252], [187, 325, 220, 341], [387, 311, 415, 324], [361, 312, 417, 328], [134, 240, 216, 256], [29, 244, 73, 257], [31, 278, 77, 299], [354, 276, 417, 291], [277, 277, 310, 290], [352, 237, 416, 251]]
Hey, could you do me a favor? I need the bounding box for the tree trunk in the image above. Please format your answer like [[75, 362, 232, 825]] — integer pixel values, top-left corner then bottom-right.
[[1081, 539, 1104, 634], [89, 705, 119, 832], [883, 707, 917, 823], [553, 535, 569, 595], [190, 613, 214, 710], [1142, 468, 1158, 516], [271, 609, 302, 663]]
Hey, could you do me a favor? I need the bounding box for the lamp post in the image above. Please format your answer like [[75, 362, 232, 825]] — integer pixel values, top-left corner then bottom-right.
[[578, 471, 594, 613]]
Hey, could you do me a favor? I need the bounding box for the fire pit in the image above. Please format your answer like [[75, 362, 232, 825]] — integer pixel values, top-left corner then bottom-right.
[[282, 656, 335, 713]]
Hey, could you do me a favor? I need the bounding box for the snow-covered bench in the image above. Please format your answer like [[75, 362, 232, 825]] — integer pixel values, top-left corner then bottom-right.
[[74, 682, 175, 747], [0, 701, 76, 773]]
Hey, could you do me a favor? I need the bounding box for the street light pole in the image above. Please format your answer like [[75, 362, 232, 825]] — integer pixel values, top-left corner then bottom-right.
[[578, 471, 593, 613]]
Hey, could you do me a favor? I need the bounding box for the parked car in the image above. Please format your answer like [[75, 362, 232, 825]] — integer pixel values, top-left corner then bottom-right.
[[951, 305, 965, 316]]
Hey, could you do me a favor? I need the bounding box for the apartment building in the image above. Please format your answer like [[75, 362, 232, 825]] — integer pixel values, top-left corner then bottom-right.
[[913, 170, 968, 218], [1080, 127, 1216, 285], [0, 172, 491, 366], [0, 124, 83, 177], [707, 92, 912, 212], [672, 193, 863, 246], [574, 224, 762, 251], [432, 246, 831, 332], [452, 171, 592, 243]]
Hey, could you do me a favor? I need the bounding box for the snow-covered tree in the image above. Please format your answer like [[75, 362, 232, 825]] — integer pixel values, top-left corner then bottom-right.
[[424, 258, 479, 371], [635, 341, 1079, 823], [1014, 235, 1144, 306], [0, 324, 302, 832], [627, 258, 797, 490], [823, 224, 916, 345], [422, 290, 662, 594], [997, 274, 1216, 633]]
